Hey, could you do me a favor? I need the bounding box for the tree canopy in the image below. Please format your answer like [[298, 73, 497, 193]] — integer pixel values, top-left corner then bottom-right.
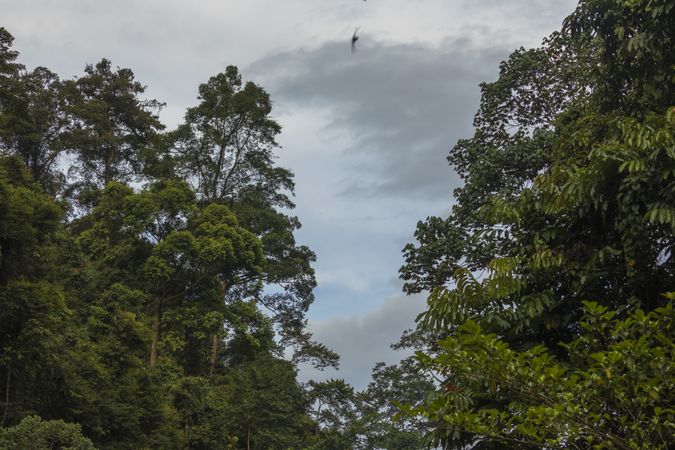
[[399, 0, 674, 448], [0, 26, 343, 449], [1, 0, 673, 448]]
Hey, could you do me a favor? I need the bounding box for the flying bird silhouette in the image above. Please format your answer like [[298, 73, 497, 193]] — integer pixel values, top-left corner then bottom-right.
[[351, 27, 360, 53]]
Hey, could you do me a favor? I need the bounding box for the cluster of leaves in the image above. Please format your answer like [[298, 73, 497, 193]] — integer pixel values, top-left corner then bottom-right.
[[399, 0, 675, 448], [410, 301, 673, 449], [0, 415, 95, 450]]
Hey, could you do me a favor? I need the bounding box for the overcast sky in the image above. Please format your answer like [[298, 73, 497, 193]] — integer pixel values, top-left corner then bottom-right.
[[2, 0, 578, 389]]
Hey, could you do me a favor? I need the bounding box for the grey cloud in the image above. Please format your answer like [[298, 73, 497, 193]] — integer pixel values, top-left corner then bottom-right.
[[299, 293, 427, 390], [248, 37, 512, 200], [463, 0, 576, 26]]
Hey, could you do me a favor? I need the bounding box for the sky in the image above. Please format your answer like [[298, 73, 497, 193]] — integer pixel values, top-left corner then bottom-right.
[[2, 0, 578, 389]]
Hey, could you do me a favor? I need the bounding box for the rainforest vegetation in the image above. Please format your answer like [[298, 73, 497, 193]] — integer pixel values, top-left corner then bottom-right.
[[0, 0, 673, 448]]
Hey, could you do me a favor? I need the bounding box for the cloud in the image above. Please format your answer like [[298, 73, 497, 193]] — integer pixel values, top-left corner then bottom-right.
[[249, 37, 511, 200], [462, 0, 576, 26], [298, 292, 427, 390], [244, 36, 516, 316], [316, 268, 370, 293]]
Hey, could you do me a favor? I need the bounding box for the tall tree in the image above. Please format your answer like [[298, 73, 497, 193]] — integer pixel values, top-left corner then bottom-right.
[[306, 378, 361, 448], [0, 27, 23, 105], [61, 59, 164, 188], [0, 66, 67, 192], [359, 358, 435, 450], [170, 65, 291, 206], [223, 355, 311, 450], [402, 0, 674, 344], [77, 180, 265, 370], [170, 66, 337, 369]]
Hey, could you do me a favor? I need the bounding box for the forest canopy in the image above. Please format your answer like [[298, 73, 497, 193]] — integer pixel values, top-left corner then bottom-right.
[[0, 25, 338, 449], [0, 23, 434, 450], [1, 0, 674, 449]]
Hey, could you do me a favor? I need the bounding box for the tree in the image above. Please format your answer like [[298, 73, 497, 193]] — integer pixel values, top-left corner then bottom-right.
[[400, 28, 593, 297], [170, 65, 291, 206], [223, 355, 311, 450], [306, 378, 361, 448], [403, 0, 674, 345], [0, 28, 23, 107], [359, 358, 435, 450], [0, 29, 68, 192], [0, 156, 67, 427], [61, 59, 164, 188], [0, 28, 338, 449], [303, 360, 436, 450], [170, 376, 238, 449], [0, 66, 67, 193], [169, 66, 337, 369], [0, 415, 95, 450], [77, 180, 265, 370], [401, 0, 675, 447]]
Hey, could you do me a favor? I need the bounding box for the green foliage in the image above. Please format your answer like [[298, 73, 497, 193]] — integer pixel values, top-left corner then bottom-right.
[[60, 58, 164, 187], [0, 27, 338, 449], [401, 0, 675, 448], [404, 0, 675, 343], [169, 65, 290, 207], [0, 156, 61, 280], [165, 66, 336, 370], [0, 66, 66, 192], [358, 358, 435, 450], [304, 359, 436, 450], [0, 156, 69, 427], [0, 28, 22, 80], [0, 415, 95, 450], [222, 356, 311, 450], [412, 302, 674, 449], [564, 0, 674, 113], [306, 378, 361, 448]]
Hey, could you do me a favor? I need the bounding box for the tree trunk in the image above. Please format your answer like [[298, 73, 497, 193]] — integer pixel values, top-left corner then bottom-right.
[[1, 362, 10, 427], [150, 298, 161, 366], [209, 334, 218, 376], [185, 418, 190, 447], [247, 424, 251, 450], [104, 145, 116, 185]]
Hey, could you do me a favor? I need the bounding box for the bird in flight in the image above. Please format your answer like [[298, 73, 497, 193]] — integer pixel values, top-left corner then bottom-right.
[[351, 27, 360, 53]]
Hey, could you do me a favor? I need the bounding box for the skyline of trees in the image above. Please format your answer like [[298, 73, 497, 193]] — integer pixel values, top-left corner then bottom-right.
[[0, 24, 432, 449], [1, 0, 674, 448]]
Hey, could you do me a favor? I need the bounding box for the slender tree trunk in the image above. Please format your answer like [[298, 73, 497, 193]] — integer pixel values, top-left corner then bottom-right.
[[315, 402, 322, 436], [150, 298, 161, 366], [185, 418, 190, 448], [104, 146, 115, 186], [1, 362, 10, 427], [209, 334, 218, 376], [209, 280, 228, 376], [247, 424, 251, 450]]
